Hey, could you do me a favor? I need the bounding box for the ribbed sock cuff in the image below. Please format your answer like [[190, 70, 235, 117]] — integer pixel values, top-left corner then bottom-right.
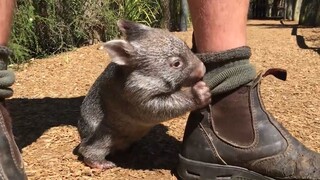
[[195, 46, 256, 95]]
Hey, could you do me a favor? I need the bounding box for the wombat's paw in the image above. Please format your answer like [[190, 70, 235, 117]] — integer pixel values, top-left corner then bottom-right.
[[84, 158, 116, 170], [192, 81, 211, 108]]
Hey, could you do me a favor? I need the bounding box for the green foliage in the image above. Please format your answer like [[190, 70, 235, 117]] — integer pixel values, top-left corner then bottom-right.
[[9, 0, 163, 64], [118, 0, 163, 27], [299, 0, 320, 26], [9, 1, 36, 64]]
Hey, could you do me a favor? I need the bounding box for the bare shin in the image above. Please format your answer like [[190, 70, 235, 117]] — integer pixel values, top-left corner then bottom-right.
[[188, 0, 249, 53]]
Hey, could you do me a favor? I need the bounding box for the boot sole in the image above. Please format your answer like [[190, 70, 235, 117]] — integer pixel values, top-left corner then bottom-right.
[[177, 154, 275, 180]]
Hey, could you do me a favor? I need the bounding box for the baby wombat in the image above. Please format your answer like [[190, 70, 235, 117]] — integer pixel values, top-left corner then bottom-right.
[[77, 20, 211, 169]]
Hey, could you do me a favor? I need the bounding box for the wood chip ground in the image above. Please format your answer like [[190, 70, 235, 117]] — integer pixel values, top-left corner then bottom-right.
[[7, 20, 320, 180]]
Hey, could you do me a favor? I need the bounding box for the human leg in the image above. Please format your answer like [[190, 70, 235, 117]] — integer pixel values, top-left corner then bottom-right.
[[188, 0, 248, 52], [0, 0, 27, 179], [0, 0, 15, 46], [178, 0, 320, 179]]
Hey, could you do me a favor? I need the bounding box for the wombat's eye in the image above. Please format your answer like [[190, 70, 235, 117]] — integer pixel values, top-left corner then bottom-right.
[[170, 57, 183, 68], [173, 61, 181, 67]]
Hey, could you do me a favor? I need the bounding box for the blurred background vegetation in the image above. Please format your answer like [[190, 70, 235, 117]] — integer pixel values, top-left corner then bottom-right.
[[249, 0, 320, 25], [8, 0, 319, 64], [9, 0, 189, 64]]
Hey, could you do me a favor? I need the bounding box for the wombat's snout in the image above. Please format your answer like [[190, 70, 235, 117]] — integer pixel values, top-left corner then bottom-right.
[[190, 61, 206, 80]]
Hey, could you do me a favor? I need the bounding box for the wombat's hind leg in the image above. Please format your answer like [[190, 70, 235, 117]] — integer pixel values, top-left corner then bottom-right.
[[78, 127, 115, 169], [83, 158, 116, 169], [78, 140, 116, 169]]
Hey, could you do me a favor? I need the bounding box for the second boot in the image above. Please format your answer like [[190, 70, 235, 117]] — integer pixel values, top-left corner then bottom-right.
[[0, 45, 27, 180]]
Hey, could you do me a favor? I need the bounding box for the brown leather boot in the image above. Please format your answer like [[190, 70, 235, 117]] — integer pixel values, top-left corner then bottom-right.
[[0, 46, 27, 180], [177, 68, 320, 180]]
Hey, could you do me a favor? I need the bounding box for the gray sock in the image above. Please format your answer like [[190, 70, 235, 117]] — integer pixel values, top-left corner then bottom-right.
[[0, 46, 15, 98], [196, 46, 256, 95]]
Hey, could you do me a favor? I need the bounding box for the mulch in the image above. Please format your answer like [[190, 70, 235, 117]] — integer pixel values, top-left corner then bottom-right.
[[7, 20, 320, 179]]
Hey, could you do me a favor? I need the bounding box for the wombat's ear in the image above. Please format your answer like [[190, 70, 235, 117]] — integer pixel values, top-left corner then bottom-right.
[[103, 40, 135, 65], [117, 19, 150, 38]]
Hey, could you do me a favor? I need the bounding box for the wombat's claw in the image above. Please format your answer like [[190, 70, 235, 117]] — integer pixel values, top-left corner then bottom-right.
[[84, 158, 116, 170]]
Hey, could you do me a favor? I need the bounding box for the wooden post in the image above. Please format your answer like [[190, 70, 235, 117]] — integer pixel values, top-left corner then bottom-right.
[[179, 0, 188, 31], [294, 0, 302, 22]]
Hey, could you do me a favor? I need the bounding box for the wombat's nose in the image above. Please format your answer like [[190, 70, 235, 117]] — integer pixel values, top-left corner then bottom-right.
[[190, 62, 206, 79]]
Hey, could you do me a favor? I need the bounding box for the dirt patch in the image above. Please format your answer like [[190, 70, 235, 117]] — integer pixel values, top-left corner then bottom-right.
[[7, 20, 320, 179]]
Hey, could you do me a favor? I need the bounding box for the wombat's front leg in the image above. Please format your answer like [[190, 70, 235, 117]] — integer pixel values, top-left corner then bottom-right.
[[190, 81, 212, 108], [143, 80, 211, 121]]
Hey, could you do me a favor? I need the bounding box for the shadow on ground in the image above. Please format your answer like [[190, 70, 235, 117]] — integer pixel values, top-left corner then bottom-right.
[[7, 97, 84, 148], [291, 26, 320, 55], [7, 97, 182, 171], [247, 20, 296, 29], [101, 124, 181, 171], [248, 20, 319, 55]]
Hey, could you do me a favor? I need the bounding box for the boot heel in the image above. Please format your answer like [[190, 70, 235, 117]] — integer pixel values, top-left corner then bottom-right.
[[177, 154, 274, 180]]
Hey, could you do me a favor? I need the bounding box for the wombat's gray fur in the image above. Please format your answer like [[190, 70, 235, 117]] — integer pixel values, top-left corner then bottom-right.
[[77, 20, 211, 169]]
